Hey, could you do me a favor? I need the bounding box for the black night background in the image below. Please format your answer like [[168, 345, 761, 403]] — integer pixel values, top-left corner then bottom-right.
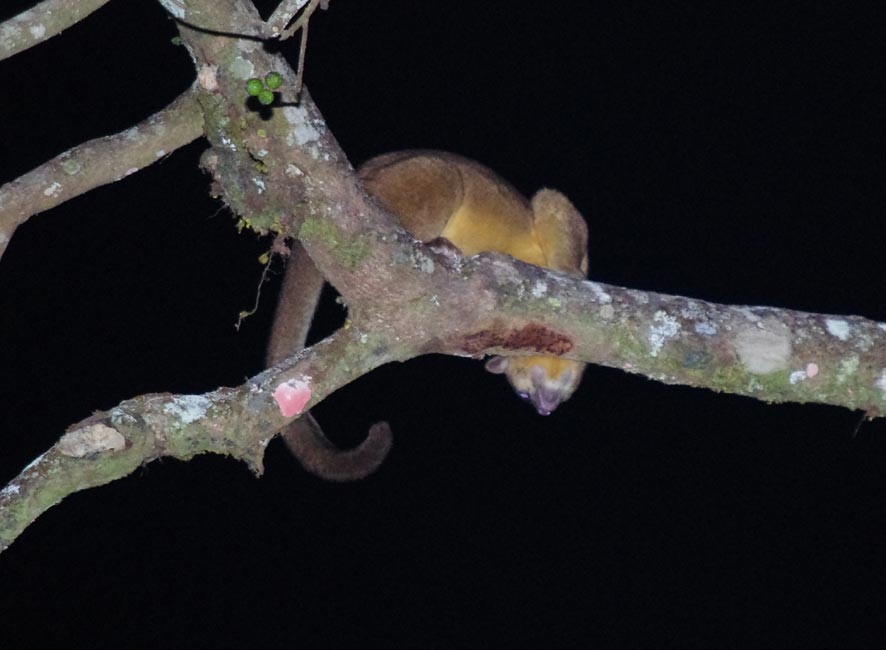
[[2, 1, 885, 647]]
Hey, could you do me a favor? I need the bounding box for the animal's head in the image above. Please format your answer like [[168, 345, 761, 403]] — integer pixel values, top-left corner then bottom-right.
[[485, 355, 584, 415]]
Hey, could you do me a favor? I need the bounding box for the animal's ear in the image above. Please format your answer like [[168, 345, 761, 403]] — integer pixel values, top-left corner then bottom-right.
[[530, 189, 589, 276], [485, 356, 509, 374]]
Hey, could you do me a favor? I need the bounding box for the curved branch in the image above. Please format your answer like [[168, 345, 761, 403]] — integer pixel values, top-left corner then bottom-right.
[[0, 0, 112, 62], [0, 325, 403, 552], [0, 85, 203, 260]]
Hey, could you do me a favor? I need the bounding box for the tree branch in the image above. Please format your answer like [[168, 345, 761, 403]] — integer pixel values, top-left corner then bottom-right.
[[0, 85, 203, 260], [0, 0, 112, 62], [433, 258, 886, 416], [3, 0, 883, 553], [0, 325, 402, 552], [266, 0, 313, 38], [173, 0, 886, 419]]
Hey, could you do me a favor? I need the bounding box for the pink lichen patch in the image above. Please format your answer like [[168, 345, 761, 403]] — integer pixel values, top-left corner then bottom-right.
[[198, 64, 219, 90], [274, 379, 312, 417], [806, 362, 819, 378]]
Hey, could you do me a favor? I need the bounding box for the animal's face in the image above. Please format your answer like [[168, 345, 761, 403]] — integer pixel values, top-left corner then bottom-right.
[[485, 355, 583, 415]]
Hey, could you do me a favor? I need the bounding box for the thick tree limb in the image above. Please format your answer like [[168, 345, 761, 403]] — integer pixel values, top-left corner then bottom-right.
[[0, 86, 203, 260], [168, 0, 886, 420], [432, 261, 886, 416], [4, 243, 883, 551], [0, 0, 112, 62]]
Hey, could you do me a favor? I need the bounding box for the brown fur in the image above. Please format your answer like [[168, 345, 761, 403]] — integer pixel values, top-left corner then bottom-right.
[[267, 151, 589, 480], [359, 151, 588, 415]]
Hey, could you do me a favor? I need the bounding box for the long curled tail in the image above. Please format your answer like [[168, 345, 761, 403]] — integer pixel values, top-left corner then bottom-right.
[[267, 240, 392, 480]]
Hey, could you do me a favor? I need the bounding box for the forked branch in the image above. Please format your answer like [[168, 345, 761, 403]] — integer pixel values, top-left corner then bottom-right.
[[0, 86, 203, 260]]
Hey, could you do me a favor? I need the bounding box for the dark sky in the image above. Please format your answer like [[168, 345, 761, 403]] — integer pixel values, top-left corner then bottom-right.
[[2, 1, 886, 647]]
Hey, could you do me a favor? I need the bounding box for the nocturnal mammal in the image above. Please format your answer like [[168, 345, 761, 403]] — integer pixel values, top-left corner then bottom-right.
[[267, 150, 589, 479]]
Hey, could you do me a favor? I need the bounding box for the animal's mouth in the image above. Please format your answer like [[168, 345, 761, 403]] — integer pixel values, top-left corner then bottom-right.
[[523, 366, 566, 415]]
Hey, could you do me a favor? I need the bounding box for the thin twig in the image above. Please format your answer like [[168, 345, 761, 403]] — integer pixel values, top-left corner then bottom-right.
[[266, 0, 311, 37], [235, 250, 275, 330], [294, 18, 310, 97], [279, 0, 324, 40]]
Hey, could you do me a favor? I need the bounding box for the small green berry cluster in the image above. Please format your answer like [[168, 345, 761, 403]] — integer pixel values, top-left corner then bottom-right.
[[246, 72, 284, 106]]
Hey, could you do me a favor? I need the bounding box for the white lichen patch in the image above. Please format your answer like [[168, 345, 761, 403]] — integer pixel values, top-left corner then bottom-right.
[[875, 369, 886, 396], [252, 177, 266, 192], [158, 0, 186, 19], [531, 280, 548, 298], [163, 395, 212, 424], [284, 106, 322, 146], [58, 424, 126, 458], [825, 318, 851, 341], [414, 249, 435, 273], [599, 304, 615, 320], [62, 159, 81, 175], [43, 182, 62, 197], [294, 122, 322, 147], [878, 323, 886, 332], [109, 408, 138, 428], [736, 307, 761, 323], [29, 24, 46, 39], [680, 301, 704, 320], [852, 331, 875, 352], [0, 482, 21, 497], [286, 164, 304, 177], [694, 322, 717, 336], [627, 289, 649, 304], [156, 150, 166, 158], [836, 355, 859, 384], [586, 281, 612, 304], [734, 318, 791, 374], [0, 24, 22, 51], [229, 56, 254, 80], [649, 310, 681, 357]]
